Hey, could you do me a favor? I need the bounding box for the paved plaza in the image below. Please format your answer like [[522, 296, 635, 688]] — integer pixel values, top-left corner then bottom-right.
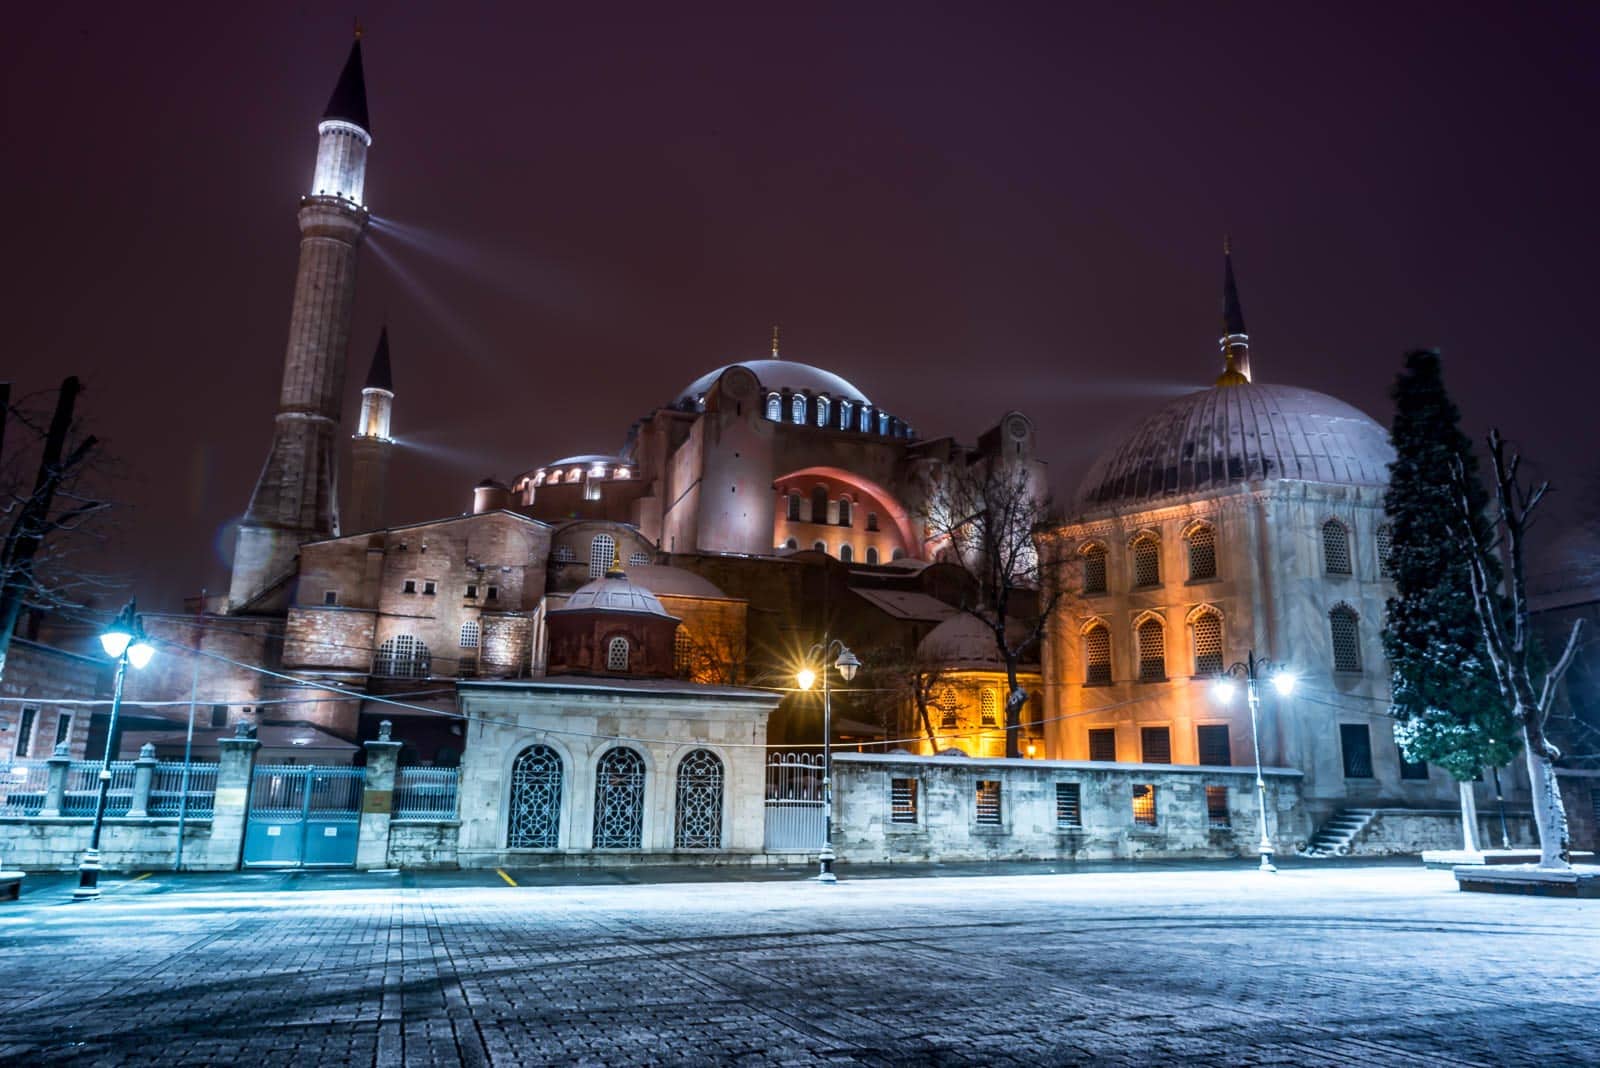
[[0, 862, 1596, 1065]]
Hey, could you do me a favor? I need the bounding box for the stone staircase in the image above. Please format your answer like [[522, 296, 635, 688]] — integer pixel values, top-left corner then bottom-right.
[[1301, 808, 1378, 857]]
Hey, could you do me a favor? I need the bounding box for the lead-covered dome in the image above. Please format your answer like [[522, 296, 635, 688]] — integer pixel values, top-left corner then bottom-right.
[[1077, 382, 1394, 511], [552, 574, 672, 617], [676, 360, 871, 407]]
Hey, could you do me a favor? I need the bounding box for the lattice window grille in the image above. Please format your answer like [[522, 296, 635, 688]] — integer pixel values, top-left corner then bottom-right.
[[1141, 726, 1172, 764], [553, 545, 575, 563], [938, 687, 958, 730], [1186, 525, 1217, 581], [1137, 618, 1166, 682], [459, 620, 480, 649], [629, 550, 650, 566], [975, 780, 1002, 826], [816, 397, 830, 427], [674, 749, 724, 849], [1329, 606, 1361, 672], [1376, 524, 1394, 578], [590, 534, 616, 578], [374, 635, 430, 678], [674, 629, 694, 675], [1132, 536, 1161, 587], [1191, 610, 1223, 676], [1055, 782, 1082, 828], [1132, 784, 1157, 826], [1088, 728, 1117, 762], [791, 395, 806, 424], [1081, 545, 1108, 594], [890, 778, 919, 823], [1322, 519, 1352, 575], [840, 400, 853, 429], [1205, 785, 1230, 828], [980, 689, 998, 726], [1197, 724, 1232, 766], [1084, 625, 1112, 686], [506, 745, 563, 848], [765, 393, 781, 421], [593, 747, 646, 848], [606, 636, 630, 672]]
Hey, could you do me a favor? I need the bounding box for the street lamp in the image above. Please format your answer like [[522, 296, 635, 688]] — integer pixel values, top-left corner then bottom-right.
[[74, 600, 155, 901], [796, 639, 860, 884], [1211, 650, 1295, 873]]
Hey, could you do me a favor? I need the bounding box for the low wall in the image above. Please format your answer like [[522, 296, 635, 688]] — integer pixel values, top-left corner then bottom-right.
[[0, 818, 233, 872], [388, 821, 461, 869], [830, 753, 1306, 863], [1350, 809, 1537, 857], [1558, 772, 1598, 852]]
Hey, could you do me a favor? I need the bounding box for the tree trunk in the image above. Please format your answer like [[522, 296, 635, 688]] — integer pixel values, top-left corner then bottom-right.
[[1458, 780, 1481, 854], [1002, 658, 1023, 760], [1522, 722, 1571, 870], [914, 692, 940, 754]]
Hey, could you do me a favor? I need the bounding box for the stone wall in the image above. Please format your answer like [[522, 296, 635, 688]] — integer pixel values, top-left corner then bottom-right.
[[1558, 772, 1598, 852], [1349, 808, 1537, 856], [830, 753, 1307, 863], [388, 820, 460, 869]]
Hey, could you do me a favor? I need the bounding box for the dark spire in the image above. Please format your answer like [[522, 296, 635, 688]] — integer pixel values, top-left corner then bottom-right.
[[323, 35, 371, 133], [1222, 236, 1246, 336], [364, 327, 393, 392]]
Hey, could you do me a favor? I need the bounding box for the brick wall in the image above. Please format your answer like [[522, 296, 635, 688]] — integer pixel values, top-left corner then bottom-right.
[[0, 640, 104, 760]]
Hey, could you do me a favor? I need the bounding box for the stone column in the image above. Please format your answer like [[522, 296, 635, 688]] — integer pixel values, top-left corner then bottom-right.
[[40, 742, 72, 818], [202, 724, 260, 871], [128, 743, 158, 819], [356, 720, 402, 871]]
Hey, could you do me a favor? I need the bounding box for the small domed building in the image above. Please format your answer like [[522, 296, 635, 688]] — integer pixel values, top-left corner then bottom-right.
[[906, 614, 1044, 759], [1039, 251, 1487, 835]]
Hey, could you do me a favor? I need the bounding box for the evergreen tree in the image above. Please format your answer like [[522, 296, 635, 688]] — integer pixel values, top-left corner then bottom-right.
[[1382, 349, 1518, 782]]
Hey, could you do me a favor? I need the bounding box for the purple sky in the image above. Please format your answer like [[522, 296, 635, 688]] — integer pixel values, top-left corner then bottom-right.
[[6, 3, 1598, 609]]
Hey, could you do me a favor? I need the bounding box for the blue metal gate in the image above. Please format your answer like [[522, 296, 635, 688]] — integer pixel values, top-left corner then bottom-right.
[[243, 765, 364, 867]]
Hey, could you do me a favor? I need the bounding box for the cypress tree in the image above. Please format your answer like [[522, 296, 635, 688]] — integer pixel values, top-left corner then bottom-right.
[[1382, 349, 1517, 781]]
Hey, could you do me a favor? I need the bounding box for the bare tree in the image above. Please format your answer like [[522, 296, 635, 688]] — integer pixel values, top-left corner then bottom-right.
[[857, 641, 950, 753], [919, 457, 1062, 758], [0, 377, 115, 681], [1452, 429, 1587, 870]]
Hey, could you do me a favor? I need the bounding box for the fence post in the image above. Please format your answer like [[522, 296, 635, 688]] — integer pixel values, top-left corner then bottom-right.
[[203, 723, 259, 871], [128, 743, 158, 818], [40, 743, 71, 818], [357, 720, 402, 871]]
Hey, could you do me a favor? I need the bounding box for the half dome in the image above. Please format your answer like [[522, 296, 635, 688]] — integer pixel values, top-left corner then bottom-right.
[[676, 360, 871, 407], [1077, 382, 1394, 512]]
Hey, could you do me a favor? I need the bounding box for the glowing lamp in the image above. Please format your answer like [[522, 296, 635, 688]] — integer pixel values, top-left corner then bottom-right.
[[835, 648, 861, 682], [126, 641, 155, 671], [1211, 677, 1238, 704], [796, 667, 817, 691], [100, 628, 133, 659], [1271, 671, 1297, 697]]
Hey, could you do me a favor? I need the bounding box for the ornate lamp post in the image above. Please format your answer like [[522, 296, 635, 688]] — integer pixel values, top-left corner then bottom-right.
[[796, 640, 860, 884], [74, 601, 155, 901], [1210, 650, 1295, 873]]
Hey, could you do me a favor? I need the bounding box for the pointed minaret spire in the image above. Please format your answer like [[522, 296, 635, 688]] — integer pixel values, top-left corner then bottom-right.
[[771, 324, 782, 359], [323, 33, 371, 133], [364, 325, 393, 392], [1217, 237, 1252, 384], [348, 328, 396, 534]]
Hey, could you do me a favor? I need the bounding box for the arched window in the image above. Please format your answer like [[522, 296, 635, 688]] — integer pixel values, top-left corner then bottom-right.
[[840, 400, 853, 429], [892, 548, 906, 561], [1186, 524, 1217, 581], [507, 744, 563, 848], [811, 486, 828, 523], [606, 636, 630, 672], [1083, 623, 1112, 686], [1376, 523, 1394, 578], [1190, 608, 1223, 676], [589, 533, 616, 578], [859, 405, 872, 432], [1322, 519, 1352, 575], [791, 394, 806, 424], [878, 411, 890, 435], [374, 635, 430, 678], [1329, 604, 1361, 672], [553, 545, 575, 563], [813, 541, 827, 553], [674, 628, 694, 676], [547, 470, 561, 483], [459, 620, 480, 649], [816, 396, 830, 427], [784, 538, 798, 550], [865, 547, 879, 565], [980, 689, 998, 726], [1136, 617, 1166, 682], [593, 746, 646, 848], [839, 544, 854, 563], [1080, 543, 1108, 595], [629, 550, 651, 566], [838, 498, 852, 527], [866, 511, 879, 532], [787, 492, 801, 521], [765, 393, 781, 421], [1132, 533, 1161, 588], [937, 686, 958, 730], [674, 748, 724, 848]]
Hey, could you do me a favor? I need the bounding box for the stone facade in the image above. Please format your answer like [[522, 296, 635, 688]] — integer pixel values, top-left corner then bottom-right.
[[1, 639, 104, 760]]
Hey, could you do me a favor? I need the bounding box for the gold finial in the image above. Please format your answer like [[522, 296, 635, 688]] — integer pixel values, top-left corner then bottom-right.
[[354, 17, 365, 39], [609, 541, 624, 576], [771, 324, 781, 359], [1214, 348, 1248, 387]]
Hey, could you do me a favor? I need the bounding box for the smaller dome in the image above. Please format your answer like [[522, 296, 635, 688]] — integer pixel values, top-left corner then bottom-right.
[[552, 574, 673, 618], [541, 454, 627, 470], [625, 564, 728, 599], [476, 476, 507, 489], [918, 614, 1034, 668]]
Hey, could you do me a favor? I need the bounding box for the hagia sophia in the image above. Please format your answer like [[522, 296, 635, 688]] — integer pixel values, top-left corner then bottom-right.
[[15, 34, 1573, 868]]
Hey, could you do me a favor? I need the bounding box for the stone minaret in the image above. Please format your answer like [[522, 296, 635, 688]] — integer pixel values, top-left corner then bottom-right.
[[346, 327, 395, 534], [230, 37, 372, 609], [1218, 238, 1252, 383]]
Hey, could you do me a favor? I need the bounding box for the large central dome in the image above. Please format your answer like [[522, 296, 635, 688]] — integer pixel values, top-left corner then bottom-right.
[[1076, 382, 1394, 511], [676, 359, 871, 408]]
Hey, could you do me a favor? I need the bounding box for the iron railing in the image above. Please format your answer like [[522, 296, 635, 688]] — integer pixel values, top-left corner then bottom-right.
[[763, 752, 825, 851], [149, 763, 219, 818], [393, 766, 459, 819], [62, 761, 136, 817], [0, 761, 50, 816]]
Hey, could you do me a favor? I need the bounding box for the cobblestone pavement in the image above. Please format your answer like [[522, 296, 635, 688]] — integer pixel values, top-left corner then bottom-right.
[[0, 864, 1596, 1065]]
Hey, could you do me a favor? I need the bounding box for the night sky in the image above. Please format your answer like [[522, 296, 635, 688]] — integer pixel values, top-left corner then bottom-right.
[[6, 3, 1598, 610]]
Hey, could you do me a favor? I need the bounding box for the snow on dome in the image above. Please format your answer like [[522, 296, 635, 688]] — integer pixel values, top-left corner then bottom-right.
[[1076, 382, 1394, 512], [624, 564, 728, 600], [541, 454, 627, 469], [676, 360, 872, 407], [917, 613, 1036, 668], [551, 574, 673, 618]]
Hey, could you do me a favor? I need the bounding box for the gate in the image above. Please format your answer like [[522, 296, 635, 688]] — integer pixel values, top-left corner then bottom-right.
[[243, 765, 365, 867], [764, 752, 825, 851]]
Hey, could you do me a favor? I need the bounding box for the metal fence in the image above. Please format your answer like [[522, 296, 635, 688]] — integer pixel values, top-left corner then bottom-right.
[[62, 761, 136, 817], [149, 763, 219, 818], [394, 766, 460, 819], [763, 752, 825, 851], [0, 761, 51, 816]]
